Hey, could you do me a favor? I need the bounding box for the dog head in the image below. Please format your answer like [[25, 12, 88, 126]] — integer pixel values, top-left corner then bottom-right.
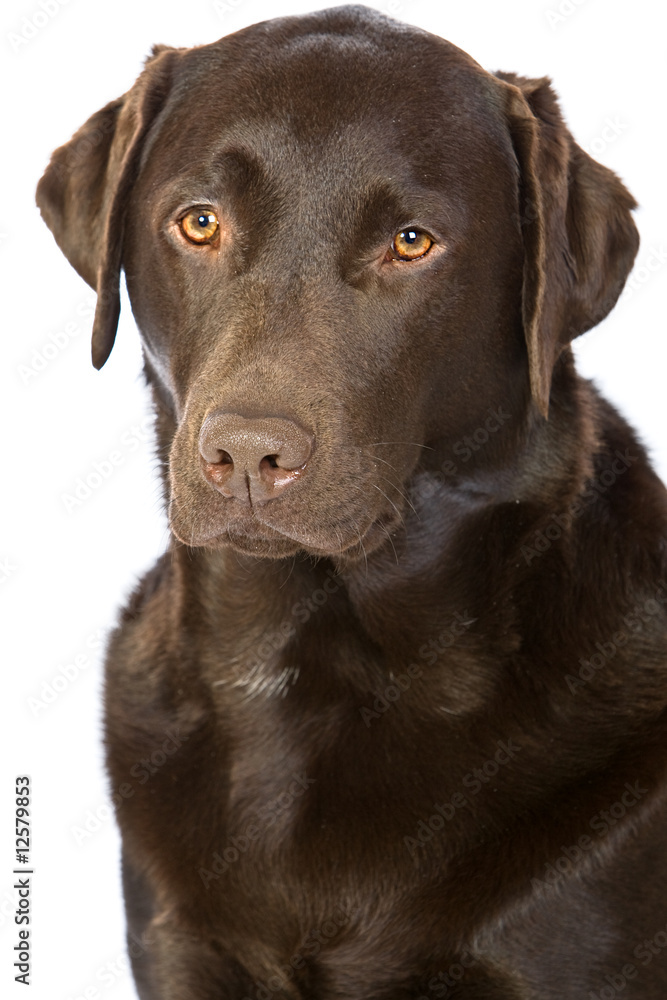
[[36, 5, 638, 559]]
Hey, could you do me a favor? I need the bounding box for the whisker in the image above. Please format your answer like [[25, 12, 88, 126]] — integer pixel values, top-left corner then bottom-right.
[[378, 520, 399, 566], [366, 454, 402, 474], [280, 555, 297, 588], [168, 491, 198, 562], [376, 474, 417, 517], [364, 441, 434, 451], [356, 528, 369, 576], [372, 484, 404, 524], [228, 527, 247, 569]]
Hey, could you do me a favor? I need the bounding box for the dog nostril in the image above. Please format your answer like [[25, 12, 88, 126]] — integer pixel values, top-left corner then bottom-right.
[[204, 448, 233, 467], [198, 412, 313, 500]]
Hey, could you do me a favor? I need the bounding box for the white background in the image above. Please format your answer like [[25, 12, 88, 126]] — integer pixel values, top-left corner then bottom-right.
[[1, 0, 665, 997]]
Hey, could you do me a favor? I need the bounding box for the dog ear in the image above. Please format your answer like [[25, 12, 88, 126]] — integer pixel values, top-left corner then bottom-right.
[[495, 72, 639, 418], [36, 46, 180, 369]]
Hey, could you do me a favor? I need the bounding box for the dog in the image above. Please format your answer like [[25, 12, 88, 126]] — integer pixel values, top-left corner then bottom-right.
[[36, 5, 667, 998]]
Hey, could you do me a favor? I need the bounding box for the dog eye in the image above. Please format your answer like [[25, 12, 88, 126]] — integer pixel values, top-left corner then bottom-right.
[[180, 209, 219, 245], [391, 229, 434, 261]]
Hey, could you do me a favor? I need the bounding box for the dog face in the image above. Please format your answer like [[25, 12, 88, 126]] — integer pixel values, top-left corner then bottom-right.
[[123, 18, 529, 560], [36, 5, 638, 560]]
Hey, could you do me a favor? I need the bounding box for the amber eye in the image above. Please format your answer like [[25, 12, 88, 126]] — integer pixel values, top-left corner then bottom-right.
[[180, 208, 219, 244], [391, 229, 434, 261]]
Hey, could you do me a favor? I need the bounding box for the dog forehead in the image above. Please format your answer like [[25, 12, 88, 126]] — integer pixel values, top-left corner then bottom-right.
[[184, 6, 480, 81], [140, 16, 513, 198], [184, 16, 498, 123]]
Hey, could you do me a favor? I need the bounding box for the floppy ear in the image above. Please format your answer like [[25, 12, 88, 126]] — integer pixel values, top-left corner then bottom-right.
[[495, 72, 639, 417], [36, 46, 180, 369]]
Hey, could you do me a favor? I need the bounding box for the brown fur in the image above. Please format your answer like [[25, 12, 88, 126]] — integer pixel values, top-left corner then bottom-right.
[[36, 6, 667, 998]]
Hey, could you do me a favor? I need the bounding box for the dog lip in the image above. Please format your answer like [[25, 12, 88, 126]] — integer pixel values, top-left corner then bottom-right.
[[175, 501, 404, 557]]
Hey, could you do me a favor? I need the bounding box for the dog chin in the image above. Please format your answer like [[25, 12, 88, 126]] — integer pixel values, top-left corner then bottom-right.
[[169, 512, 401, 561]]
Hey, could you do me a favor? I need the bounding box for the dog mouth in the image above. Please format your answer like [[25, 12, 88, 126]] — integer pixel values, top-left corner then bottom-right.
[[168, 490, 405, 560], [167, 413, 420, 559]]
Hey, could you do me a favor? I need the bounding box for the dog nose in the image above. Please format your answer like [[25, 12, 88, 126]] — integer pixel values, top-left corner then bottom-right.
[[199, 412, 313, 501]]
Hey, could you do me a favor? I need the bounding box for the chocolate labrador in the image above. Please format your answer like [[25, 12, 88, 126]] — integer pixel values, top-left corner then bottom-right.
[[36, 5, 667, 998]]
